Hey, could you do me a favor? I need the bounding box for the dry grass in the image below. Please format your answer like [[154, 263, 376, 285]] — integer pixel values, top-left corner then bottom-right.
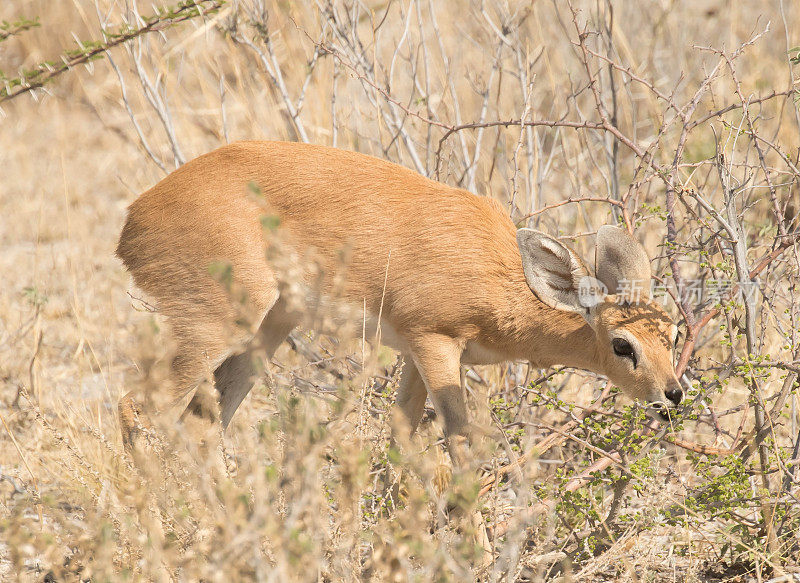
[[1, 0, 800, 581]]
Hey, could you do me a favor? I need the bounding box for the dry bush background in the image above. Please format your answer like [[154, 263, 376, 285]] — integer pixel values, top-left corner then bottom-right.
[[1, 0, 800, 581]]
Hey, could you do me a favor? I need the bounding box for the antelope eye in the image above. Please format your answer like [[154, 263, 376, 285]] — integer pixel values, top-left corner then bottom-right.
[[612, 338, 638, 368]]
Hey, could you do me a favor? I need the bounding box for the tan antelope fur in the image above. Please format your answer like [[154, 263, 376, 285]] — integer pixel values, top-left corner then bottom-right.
[[116, 140, 682, 466]]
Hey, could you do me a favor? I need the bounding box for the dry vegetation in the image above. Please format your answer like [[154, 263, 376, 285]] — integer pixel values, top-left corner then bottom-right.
[[1, 0, 800, 580]]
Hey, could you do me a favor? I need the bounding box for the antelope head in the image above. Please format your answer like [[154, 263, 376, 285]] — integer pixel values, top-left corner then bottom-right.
[[517, 225, 683, 419]]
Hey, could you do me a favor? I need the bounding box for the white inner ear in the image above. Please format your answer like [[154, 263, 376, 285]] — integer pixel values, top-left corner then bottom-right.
[[516, 228, 596, 323]]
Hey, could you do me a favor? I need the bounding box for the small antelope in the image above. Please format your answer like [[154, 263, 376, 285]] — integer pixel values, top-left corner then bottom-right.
[[117, 141, 682, 465]]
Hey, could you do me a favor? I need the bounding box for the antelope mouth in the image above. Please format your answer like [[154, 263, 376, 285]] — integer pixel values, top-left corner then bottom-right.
[[648, 401, 675, 422]]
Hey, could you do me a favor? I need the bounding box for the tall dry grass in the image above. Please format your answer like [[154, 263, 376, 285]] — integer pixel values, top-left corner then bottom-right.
[[1, 0, 800, 580]]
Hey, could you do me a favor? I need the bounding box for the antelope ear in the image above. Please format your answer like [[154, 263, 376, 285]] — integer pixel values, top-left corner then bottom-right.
[[595, 225, 652, 298], [516, 228, 599, 322]]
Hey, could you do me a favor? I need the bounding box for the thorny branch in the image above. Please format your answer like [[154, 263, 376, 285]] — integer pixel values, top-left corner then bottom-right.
[[0, 0, 224, 104]]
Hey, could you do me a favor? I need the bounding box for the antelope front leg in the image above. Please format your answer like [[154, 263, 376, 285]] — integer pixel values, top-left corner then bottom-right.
[[410, 335, 471, 468], [411, 334, 493, 562]]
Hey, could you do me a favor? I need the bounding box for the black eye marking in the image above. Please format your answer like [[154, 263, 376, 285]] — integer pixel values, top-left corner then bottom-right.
[[612, 337, 638, 368]]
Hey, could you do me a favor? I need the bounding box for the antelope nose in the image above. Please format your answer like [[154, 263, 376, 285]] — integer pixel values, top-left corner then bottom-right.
[[665, 385, 683, 406]]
